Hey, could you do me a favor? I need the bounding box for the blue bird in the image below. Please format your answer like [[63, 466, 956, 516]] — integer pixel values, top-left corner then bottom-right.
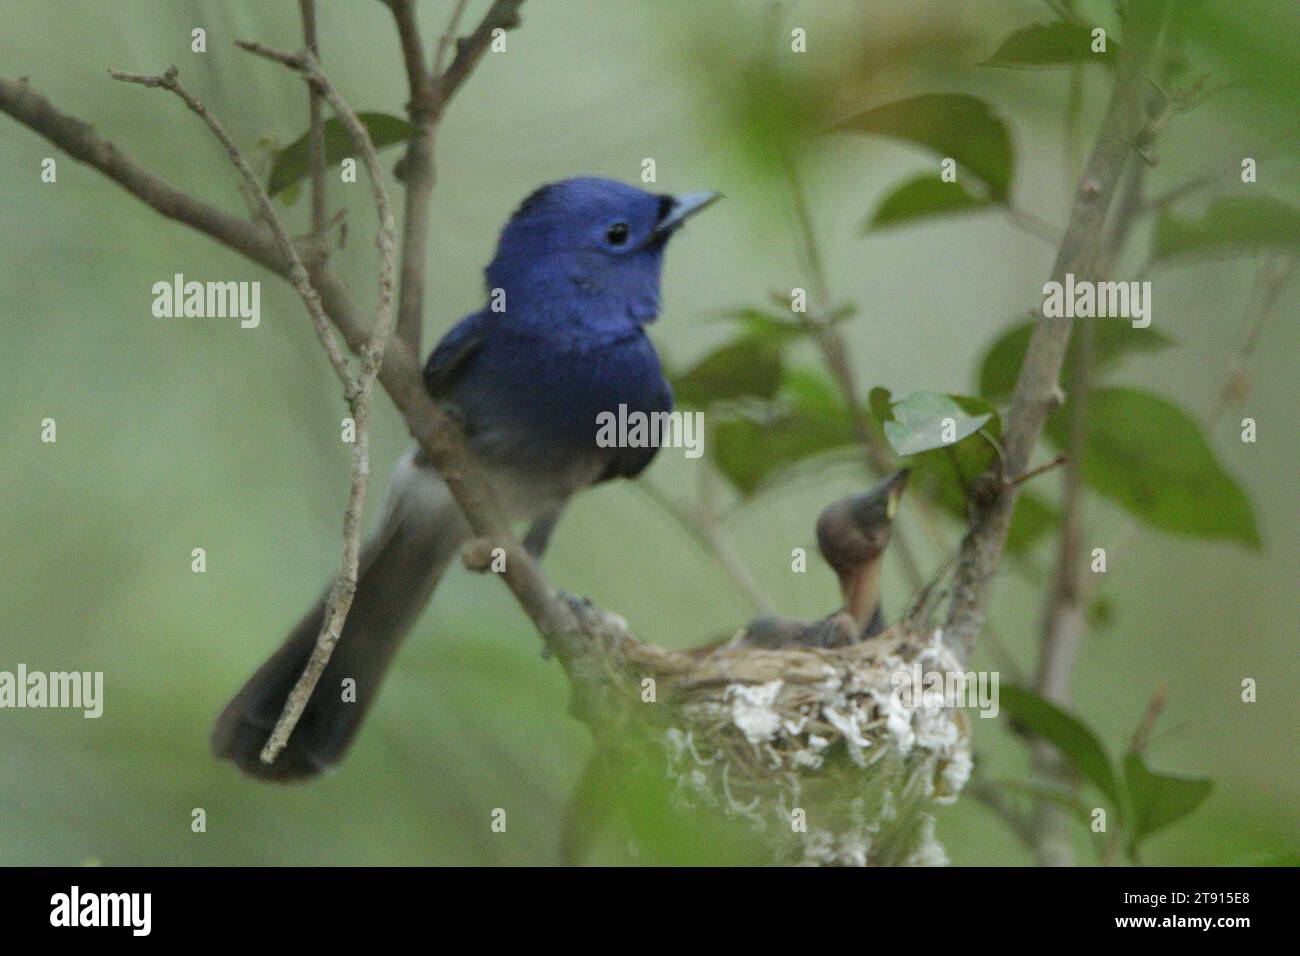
[[213, 178, 719, 781]]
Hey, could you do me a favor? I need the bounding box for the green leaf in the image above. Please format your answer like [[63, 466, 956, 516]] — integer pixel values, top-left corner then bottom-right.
[[982, 21, 1119, 69], [1045, 388, 1261, 548], [977, 317, 1174, 401], [710, 373, 855, 496], [1000, 685, 1123, 811], [993, 779, 1093, 824], [866, 174, 996, 231], [1122, 751, 1213, 853], [1006, 491, 1059, 553], [1087, 596, 1117, 629], [1151, 197, 1300, 265], [710, 308, 811, 345], [881, 391, 991, 456], [835, 94, 1015, 202], [670, 337, 783, 409], [870, 389, 1056, 551], [267, 112, 421, 197]]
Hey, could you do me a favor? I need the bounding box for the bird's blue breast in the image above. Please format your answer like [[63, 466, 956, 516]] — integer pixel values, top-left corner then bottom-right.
[[436, 311, 671, 473]]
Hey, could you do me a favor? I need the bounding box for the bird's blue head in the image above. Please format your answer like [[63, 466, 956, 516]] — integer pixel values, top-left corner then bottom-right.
[[485, 177, 719, 326]]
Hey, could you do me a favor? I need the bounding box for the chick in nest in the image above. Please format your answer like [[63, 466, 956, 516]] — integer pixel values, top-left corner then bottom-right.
[[559, 471, 911, 863], [731, 468, 909, 650]]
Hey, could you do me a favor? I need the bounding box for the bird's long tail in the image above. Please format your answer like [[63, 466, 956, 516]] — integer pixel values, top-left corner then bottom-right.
[[211, 451, 468, 782]]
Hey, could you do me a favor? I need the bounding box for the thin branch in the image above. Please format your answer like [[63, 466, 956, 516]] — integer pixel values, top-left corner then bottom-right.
[[299, 0, 328, 248], [433, 0, 471, 78], [781, 154, 929, 590], [107, 67, 356, 396], [1006, 205, 1064, 246], [230, 42, 401, 764], [107, 59, 395, 769], [436, 0, 526, 107], [383, 0, 527, 361], [944, 1, 1170, 661]]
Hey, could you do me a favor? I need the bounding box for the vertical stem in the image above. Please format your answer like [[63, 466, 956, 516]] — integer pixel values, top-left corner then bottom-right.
[[945, 1, 1168, 660], [299, 0, 328, 245], [782, 157, 928, 590]]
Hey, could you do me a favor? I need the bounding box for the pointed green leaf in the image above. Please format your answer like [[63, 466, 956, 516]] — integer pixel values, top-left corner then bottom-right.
[[710, 375, 855, 496], [1152, 196, 1300, 265], [870, 389, 1053, 550], [835, 94, 1014, 202], [710, 308, 811, 344], [1000, 685, 1123, 811], [882, 391, 991, 456], [977, 316, 1174, 401], [982, 21, 1120, 69], [268, 112, 421, 197], [1122, 751, 1213, 852], [1045, 388, 1261, 548], [669, 337, 783, 409], [867, 174, 996, 231]]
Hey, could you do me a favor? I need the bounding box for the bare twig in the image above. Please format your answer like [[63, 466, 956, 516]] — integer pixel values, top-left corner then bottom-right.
[[383, 0, 528, 360], [1005, 453, 1067, 489], [299, 0, 328, 248], [781, 155, 930, 589], [108, 58, 397, 767], [1007, 205, 1064, 246], [944, 1, 1170, 661], [230, 42, 401, 764], [433, 0, 471, 78], [436, 0, 526, 106], [107, 66, 356, 396]]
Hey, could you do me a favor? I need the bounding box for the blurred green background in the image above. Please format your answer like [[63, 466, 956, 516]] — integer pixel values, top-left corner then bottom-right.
[[1, 0, 1295, 865]]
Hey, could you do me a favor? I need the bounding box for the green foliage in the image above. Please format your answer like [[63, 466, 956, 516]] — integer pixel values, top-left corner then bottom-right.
[[835, 94, 1015, 202], [999, 686, 1215, 859], [710, 371, 856, 496], [267, 112, 420, 198], [667, 309, 860, 496], [1151, 196, 1300, 265], [1044, 388, 1260, 548], [981, 21, 1120, 69], [869, 388, 1057, 552], [671, 335, 783, 408], [1122, 751, 1213, 856], [994, 779, 1093, 824], [878, 390, 991, 456], [1000, 685, 1124, 811], [977, 316, 1174, 401], [866, 174, 995, 231]]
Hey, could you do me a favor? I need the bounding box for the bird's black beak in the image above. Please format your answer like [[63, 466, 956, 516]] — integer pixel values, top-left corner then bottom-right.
[[653, 190, 722, 238]]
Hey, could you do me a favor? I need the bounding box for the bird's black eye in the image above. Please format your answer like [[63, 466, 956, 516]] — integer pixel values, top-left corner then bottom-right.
[[606, 222, 630, 245]]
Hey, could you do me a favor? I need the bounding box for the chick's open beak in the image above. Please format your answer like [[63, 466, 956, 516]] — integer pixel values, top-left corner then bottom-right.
[[883, 468, 910, 520]]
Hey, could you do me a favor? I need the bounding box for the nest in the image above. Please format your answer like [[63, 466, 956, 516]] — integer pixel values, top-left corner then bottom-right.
[[564, 599, 973, 866]]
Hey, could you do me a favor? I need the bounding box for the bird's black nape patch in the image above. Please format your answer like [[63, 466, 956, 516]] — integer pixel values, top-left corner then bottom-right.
[[514, 184, 556, 219]]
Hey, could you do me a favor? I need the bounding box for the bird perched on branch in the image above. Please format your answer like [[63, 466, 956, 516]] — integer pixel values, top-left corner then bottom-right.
[[213, 178, 720, 781], [734, 469, 910, 650]]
